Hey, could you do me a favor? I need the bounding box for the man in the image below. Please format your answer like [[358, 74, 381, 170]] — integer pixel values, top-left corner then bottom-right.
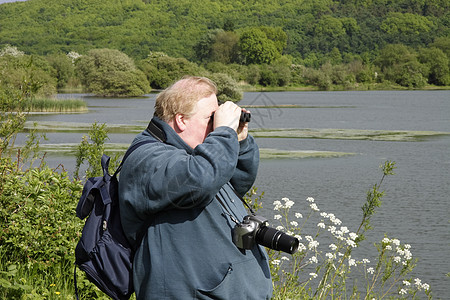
[[119, 76, 272, 299]]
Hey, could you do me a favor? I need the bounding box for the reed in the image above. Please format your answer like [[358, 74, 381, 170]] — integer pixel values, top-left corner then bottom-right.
[[13, 98, 87, 112]]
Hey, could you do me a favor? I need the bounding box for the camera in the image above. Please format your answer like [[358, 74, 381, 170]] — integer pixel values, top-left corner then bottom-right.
[[232, 214, 299, 254]]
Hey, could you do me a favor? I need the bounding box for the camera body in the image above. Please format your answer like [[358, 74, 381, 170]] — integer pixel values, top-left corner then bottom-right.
[[232, 215, 268, 250], [232, 214, 299, 254]]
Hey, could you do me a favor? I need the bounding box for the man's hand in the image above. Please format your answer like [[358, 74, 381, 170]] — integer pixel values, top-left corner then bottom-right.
[[213, 101, 241, 132], [236, 108, 250, 141]]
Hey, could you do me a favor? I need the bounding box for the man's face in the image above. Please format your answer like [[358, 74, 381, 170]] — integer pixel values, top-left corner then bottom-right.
[[181, 93, 218, 149]]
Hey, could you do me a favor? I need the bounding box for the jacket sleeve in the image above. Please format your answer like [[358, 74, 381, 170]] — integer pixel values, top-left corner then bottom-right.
[[230, 134, 259, 197], [120, 127, 240, 215]]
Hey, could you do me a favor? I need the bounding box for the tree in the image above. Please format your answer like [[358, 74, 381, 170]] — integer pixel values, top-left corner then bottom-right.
[[375, 44, 428, 88], [46, 53, 75, 89], [76, 48, 150, 97], [380, 12, 434, 35], [211, 31, 239, 64], [238, 28, 280, 65], [0, 46, 56, 98], [418, 47, 450, 85], [138, 52, 204, 90], [208, 73, 242, 103]]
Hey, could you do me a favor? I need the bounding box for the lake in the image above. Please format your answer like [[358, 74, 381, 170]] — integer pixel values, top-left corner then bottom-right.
[[27, 90, 450, 298]]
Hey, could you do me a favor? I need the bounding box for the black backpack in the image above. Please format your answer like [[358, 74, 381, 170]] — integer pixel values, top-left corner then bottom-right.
[[74, 140, 153, 300]]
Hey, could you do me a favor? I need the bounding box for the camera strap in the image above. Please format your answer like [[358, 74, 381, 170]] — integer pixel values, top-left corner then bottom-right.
[[215, 186, 256, 224]]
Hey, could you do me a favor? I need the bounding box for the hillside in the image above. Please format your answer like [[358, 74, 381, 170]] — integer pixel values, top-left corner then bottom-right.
[[0, 0, 448, 61]]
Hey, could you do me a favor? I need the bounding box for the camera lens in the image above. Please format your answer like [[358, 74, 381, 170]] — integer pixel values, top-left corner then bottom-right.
[[255, 226, 299, 254]]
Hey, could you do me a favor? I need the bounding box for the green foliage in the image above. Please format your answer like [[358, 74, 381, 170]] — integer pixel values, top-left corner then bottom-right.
[[380, 12, 434, 35], [46, 53, 76, 89], [238, 27, 281, 65], [0, 46, 57, 98], [138, 52, 204, 89], [74, 122, 119, 179], [208, 73, 243, 103], [76, 48, 150, 97], [375, 44, 429, 88], [418, 47, 450, 85]]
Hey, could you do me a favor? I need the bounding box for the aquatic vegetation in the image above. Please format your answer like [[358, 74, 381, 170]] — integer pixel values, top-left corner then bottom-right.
[[251, 128, 450, 142]]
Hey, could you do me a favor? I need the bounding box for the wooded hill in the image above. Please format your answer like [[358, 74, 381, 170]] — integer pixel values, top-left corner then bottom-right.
[[0, 0, 448, 62]]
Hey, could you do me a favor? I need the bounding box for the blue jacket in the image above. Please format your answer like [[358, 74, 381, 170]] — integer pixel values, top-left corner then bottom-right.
[[119, 117, 272, 300]]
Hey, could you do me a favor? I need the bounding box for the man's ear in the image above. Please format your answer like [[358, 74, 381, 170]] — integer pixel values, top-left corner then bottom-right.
[[174, 113, 187, 132]]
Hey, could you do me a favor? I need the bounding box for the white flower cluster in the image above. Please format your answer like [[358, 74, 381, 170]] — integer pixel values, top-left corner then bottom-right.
[[399, 278, 430, 295], [381, 237, 413, 265], [67, 51, 82, 63], [0, 44, 24, 57], [273, 197, 295, 211]]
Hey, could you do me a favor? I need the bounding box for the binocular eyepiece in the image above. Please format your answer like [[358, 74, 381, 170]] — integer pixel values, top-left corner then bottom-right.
[[240, 111, 251, 123]]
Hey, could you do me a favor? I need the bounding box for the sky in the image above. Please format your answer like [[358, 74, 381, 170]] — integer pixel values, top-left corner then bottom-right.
[[0, 0, 27, 3]]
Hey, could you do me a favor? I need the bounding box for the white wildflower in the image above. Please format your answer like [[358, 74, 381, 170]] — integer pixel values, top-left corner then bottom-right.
[[404, 244, 411, 249], [320, 212, 328, 218], [392, 238, 400, 246], [349, 232, 358, 240], [414, 278, 421, 287], [294, 235, 302, 240], [394, 256, 402, 263], [403, 280, 411, 286], [348, 258, 356, 267], [309, 272, 318, 279], [317, 222, 326, 229], [305, 235, 313, 242], [385, 245, 392, 250], [276, 226, 284, 231], [346, 239, 357, 248], [308, 240, 319, 250], [310, 203, 320, 211], [329, 244, 338, 251], [271, 259, 280, 266], [367, 267, 375, 274], [382, 237, 390, 244], [340, 226, 349, 234], [309, 256, 318, 264], [274, 214, 282, 220], [399, 289, 407, 295], [325, 253, 335, 260], [423, 283, 430, 291], [295, 212, 303, 218], [285, 200, 295, 209], [298, 243, 307, 252], [307, 197, 315, 203], [362, 258, 370, 264], [290, 221, 298, 227], [281, 256, 289, 261], [403, 249, 412, 260]]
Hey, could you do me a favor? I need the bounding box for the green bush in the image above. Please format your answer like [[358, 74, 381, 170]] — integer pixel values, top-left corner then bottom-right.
[[76, 48, 150, 97], [209, 72, 243, 103], [139, 52, 204, 89]]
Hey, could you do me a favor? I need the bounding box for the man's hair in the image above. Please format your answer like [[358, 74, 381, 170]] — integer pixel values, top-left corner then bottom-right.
[[154, 76, 218, 122]]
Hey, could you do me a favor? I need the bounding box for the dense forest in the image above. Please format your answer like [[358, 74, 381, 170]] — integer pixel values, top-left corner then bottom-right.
[[0, 0, 448, 60], [0, 0, 449, 93]]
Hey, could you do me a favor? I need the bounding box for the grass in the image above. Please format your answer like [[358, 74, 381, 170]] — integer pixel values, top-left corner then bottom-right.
[[6, 98, 87, 113]]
